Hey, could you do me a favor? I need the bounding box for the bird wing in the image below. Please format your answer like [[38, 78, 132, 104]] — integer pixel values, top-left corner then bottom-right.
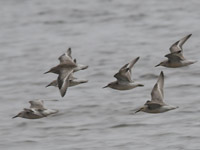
[[165, 51, 185, 62], [68, 72, 77, 80], [144, 101, 162, 109], [66, 48, 72, 58], [114, 69, 132, 82], [46, 80, 58, 87], [114, 57, 139, 82], [150, 71, 165, 105], [29, 100, 45, 110], [58, 48, 74, 64], [127, 57, 140, 75], [169, 34, 192, 53], [24, 108, 35, 113], [57, 68, 74, 97], [58, 54, 74, 64]]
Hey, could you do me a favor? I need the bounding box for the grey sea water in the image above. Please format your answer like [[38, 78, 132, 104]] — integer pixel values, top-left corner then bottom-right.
[[1, 0, 200, 150]]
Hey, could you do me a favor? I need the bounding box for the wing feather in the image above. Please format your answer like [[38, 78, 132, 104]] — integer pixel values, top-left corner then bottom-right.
[[57, 69, 74, 97], [150, 71, 165, 105], [114, 57, 139, 82], [29, 100, 45, 110], [169, 34, 192, 53]]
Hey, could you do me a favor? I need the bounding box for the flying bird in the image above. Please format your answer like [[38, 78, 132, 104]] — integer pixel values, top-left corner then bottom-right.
[[13, 100, 58, 119], [135, 71, 178, 113], [103, 57, 144, 90], [155, 34, 197, 68]]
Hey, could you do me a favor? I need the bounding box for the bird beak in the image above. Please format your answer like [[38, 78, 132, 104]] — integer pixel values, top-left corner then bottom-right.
[[155, 63, 160, 67], [45, 84, 50, 88], [135, 107, 143, 113], [103, 85, 108, 88], [12, 114, 19, 119], [44, 71, 50, 74]]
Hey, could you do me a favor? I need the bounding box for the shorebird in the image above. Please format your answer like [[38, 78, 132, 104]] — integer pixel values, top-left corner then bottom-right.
[[103, 57, 144, 90], [13, 100, 58, 119], [46, 73, 88, 88], [59, 48, 88, 72], [44, 60, 77, 97], [44, 48, 88, 97], [135, 71, 178, 113], [155, 34, 197, 68]]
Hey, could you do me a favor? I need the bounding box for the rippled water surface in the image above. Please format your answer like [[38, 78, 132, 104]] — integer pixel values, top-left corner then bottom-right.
[[1, 0, 200, 150]]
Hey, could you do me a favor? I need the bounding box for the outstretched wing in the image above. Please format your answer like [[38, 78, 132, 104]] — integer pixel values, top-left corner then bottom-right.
[[29, 100, 45, 110], [57, 68, 74, 97], [150, 71, 165, 105], [114, 57, 139, 82], [169, 34, 192, 53], [58, 48, 74, 64], [114, 69, 131, 82], [66, 48, 72, 58], [127, 57, 140, 75]]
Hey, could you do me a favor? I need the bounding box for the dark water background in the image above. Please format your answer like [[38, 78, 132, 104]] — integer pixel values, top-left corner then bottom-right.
[[1, 0, 200, 149]]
